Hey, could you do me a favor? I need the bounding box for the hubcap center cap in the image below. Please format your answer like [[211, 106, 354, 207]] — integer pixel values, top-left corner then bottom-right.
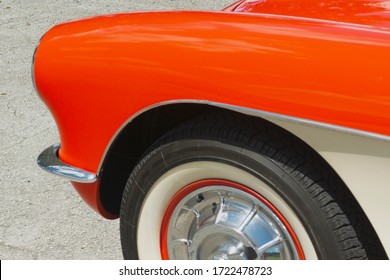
[[161, 180, 302, 260], [190, 225, 254, 260]]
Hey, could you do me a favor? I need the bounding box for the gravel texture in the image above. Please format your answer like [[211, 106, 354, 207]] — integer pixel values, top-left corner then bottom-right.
[[0, 0, 233, 260]]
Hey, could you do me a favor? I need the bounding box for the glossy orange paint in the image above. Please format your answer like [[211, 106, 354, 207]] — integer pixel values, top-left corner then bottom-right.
[[34, 7, 390, 216], [234, 0, 390, 28]]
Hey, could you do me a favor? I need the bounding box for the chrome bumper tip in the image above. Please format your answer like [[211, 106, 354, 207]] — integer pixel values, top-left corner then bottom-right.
[[37, 143, 97, 183]]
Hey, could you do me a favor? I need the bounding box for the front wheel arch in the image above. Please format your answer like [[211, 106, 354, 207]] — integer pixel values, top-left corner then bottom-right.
[[98, 103, 220, 216]]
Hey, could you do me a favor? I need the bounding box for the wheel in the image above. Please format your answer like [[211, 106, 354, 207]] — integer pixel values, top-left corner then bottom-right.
[[120, 114, 368, 260]]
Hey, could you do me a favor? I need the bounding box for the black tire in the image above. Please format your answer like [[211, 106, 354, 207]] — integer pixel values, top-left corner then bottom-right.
[[120, 114, 368, 260]]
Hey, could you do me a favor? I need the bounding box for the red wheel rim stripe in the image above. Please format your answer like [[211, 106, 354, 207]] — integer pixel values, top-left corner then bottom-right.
[[160, 179, 305, 260]]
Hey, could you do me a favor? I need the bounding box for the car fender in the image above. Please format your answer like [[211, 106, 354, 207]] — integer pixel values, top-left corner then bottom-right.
[[33, 11, 390, 252]]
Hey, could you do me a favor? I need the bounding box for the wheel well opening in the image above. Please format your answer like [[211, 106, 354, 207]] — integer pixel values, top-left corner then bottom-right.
[[99, 104, 223, 216]]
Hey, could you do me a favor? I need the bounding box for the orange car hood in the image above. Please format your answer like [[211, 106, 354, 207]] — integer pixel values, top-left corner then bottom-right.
[[232, 0, 390, 29]]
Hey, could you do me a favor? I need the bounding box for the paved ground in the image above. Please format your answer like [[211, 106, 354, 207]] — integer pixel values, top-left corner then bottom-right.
[[0, 0, 233, 259]]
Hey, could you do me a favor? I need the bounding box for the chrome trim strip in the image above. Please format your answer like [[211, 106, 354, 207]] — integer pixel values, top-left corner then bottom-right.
[[37, 143, 97, 183], [31, 38, 41, 95], [32, 33, 47, 97], [96, 100, 390, 178], [214, 102, 390, 142]]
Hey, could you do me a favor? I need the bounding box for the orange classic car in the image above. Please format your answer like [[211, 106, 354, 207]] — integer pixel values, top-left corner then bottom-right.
[[33, 0, 390, 260]]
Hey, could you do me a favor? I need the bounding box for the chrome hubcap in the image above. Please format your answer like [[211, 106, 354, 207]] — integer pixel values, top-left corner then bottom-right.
[[162, 180, 302, 260]]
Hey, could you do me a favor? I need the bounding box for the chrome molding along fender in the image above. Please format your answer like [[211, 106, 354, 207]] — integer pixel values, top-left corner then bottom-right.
[[97, 99, 390, 177], [37, 143, 97, 183]]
